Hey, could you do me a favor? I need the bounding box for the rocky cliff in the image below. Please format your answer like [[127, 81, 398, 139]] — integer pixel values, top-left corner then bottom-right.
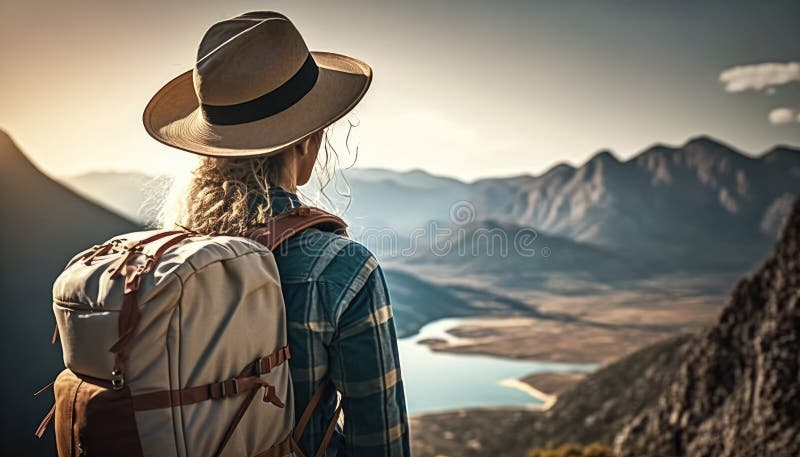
[[615, 198, 800, 457]]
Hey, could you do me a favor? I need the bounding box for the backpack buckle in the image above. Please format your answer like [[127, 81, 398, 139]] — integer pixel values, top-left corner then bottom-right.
[[210, 379, 240, 399], [111, 370, 125, 390]]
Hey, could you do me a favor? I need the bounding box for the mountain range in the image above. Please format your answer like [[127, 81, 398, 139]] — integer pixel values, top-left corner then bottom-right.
[[349, 137, 799, 274], [66, 136, 800, 277]]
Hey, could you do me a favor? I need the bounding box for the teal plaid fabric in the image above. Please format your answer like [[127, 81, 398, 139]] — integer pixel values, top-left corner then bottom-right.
[[266, 188, 410, 457]]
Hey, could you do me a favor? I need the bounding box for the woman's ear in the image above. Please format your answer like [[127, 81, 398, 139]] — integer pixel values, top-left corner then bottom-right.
[[302, 130, 324, 156], [297, 133, 317, 156], [294, 139, 307, 156]]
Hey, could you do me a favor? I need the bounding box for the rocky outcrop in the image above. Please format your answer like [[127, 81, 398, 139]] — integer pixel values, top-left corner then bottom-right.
[[615, 198, 800, 457]]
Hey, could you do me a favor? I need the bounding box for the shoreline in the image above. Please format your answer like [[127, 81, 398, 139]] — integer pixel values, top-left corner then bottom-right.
[[415, 316, 683, 365], [498, 377, 558, 410]]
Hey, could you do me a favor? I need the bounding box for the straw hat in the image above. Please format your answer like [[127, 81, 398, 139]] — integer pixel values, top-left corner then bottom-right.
[[143, 11, 372, 157]]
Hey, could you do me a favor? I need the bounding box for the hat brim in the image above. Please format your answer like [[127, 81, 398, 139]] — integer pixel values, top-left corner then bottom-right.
[[143, 51, 372, 157]]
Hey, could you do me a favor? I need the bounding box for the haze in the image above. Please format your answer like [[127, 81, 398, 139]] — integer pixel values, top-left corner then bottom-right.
[[1, 0, 799, 181]]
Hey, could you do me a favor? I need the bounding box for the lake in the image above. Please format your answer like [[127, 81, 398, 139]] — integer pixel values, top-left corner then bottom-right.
[[397, 318, 597, 414]]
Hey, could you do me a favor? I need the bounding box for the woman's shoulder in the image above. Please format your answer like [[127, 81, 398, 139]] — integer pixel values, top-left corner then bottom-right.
[[278, 228, 379, 285]]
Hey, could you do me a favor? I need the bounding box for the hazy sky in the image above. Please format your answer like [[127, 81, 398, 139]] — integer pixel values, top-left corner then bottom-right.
[[1, 0, 799, 181]]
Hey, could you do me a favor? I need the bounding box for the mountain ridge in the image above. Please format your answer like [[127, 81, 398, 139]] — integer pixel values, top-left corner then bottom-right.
[[61, 134, 799, 276]]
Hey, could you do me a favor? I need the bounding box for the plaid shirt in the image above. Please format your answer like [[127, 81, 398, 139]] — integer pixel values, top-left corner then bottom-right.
[[267, 188, 410, 457]]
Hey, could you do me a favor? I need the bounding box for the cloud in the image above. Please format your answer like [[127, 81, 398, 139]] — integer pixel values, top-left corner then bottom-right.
[[768, 107, 799, 125], [719, 62, 800, 92]]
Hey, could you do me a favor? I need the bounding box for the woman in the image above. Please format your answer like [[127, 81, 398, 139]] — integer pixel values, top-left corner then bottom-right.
[[143, 11, 410, 457]]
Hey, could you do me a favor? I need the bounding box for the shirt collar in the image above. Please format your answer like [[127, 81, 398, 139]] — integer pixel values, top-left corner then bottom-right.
[[264, 186, 303, 215]]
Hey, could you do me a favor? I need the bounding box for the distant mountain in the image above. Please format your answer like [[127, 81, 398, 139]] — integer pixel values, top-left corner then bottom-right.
[[615, 197, 800, 457], [406, 219, 645, 282], [344, 167, 466, 190], [66, 171, 171, 223], [471, 137, 799, 271], [0, 130, 140, 455], [342, 168, 469, 233], [62, 136, 799, 275]]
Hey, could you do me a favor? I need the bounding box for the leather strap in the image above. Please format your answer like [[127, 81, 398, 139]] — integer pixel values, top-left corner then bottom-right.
[[315, 403, 343, 457], [292, 380, 342, 457], [131, 346, 291, 457], [131, 346, 291, 411], [290, 439, 308, 457], [293, 381, 331, 442], [247, 207, 348, 251], [33, 381, 54, 398], [254, 434, 295, 457], [249, 208, 347, 456], [33, 380, 57, 438], [214, 387, 261, 457], [210, 345, 291, 457], [108, 231, 199, 390], [34, 404, 56, 438], [51, 323, 59, 345]]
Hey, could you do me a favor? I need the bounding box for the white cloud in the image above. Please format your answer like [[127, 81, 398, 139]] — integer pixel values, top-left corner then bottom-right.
[[719, 62, 800, 92], [768, 107, 799, 125]]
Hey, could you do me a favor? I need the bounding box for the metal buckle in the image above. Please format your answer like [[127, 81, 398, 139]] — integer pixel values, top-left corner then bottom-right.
[[208, 383, 220, 399], [111, 370, 125, 391], [218, 379, 239, 398]]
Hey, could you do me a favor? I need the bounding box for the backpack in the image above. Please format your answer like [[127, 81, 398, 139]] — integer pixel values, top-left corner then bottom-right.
[[36, 207, 347, 457]]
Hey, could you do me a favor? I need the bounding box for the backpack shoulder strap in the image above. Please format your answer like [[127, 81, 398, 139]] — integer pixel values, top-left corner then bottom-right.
[[246, 207, 348, 251]]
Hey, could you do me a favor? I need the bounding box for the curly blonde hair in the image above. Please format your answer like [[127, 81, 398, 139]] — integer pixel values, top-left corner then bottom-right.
[[172, 153, 286, 236], [158, 123, 358, 235]]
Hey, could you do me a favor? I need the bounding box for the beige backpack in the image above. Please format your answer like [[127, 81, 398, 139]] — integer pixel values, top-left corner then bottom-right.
[[36, 208, 347, 457]]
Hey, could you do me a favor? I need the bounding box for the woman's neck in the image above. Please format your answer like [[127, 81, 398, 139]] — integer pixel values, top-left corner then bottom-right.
[[272, 151, 298, 193], [272, 178, 296, 194]]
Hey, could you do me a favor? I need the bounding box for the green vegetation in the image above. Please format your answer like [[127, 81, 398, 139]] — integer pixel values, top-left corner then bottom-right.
[[528, 442, 615, 457]]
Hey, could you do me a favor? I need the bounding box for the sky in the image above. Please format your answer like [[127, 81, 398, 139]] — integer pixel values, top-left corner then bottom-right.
[[1, 0, 799, 181]]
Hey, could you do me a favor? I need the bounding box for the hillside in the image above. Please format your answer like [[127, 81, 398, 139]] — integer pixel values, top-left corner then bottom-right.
[[406, 219, 647, 282], [615, 197, 800, 457], [411, 335, 694, 456], [0, 130, 140, 455], [380, 269, 477, 338]]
